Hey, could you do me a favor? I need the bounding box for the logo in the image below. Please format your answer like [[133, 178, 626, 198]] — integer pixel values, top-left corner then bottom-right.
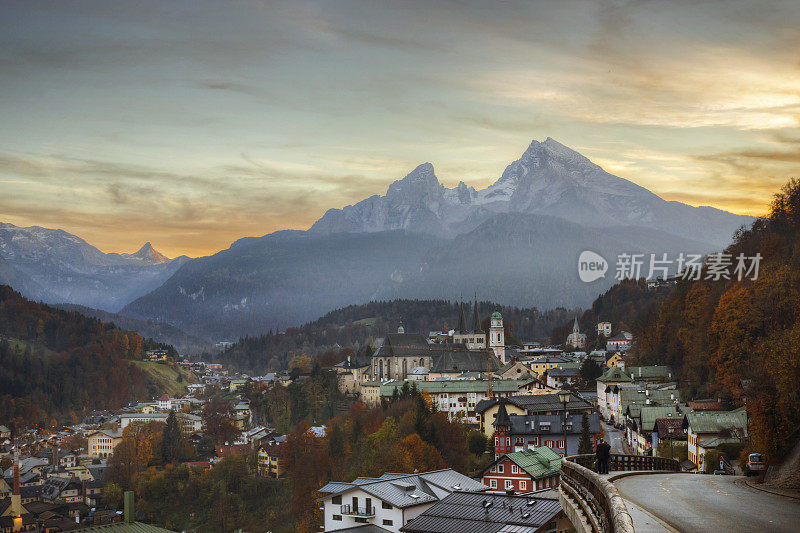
[[578, 251, 608, 282]]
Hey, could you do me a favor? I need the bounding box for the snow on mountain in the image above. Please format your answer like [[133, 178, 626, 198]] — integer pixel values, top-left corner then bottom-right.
[[310, 138, 752, 247], [0, 223, 187, 311]]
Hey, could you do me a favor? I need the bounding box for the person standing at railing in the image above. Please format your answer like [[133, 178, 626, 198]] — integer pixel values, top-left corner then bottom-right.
[[596, 438, 611, 474]]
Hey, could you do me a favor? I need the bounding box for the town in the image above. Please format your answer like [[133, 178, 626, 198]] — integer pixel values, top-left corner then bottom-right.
[[1, 303, 759, 533]]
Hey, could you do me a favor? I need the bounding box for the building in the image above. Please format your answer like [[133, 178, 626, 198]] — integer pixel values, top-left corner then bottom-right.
[[229, 379, 247, 393], [606, 332, 633, 352], [87, 429, 123, 458], [145, 350, 168, 361], [317, 469, 489, 533], [596, 322, 612, 337], [496, 360, 532, 380], [488, 311, 506, 363], [333, 356, 372, 394], [527, 356, 573, 379], [452, 298, 486, 350], [684, 408, 747, 470], [476, 393, 594, 438], [381, 378, 547, 425], [118, 412, 201, 436], [504, 412, 602, 457], [257, 443, 285, 478], [360, 380, 383, 407], [545, 367, 581, 389], [605, 352, 625, 368], [157, 395, 172, 411], [400, 490, 572, 533], [565, 318, 587, 350], [371, 331, 498, 382], [481, 447, 563, 492]]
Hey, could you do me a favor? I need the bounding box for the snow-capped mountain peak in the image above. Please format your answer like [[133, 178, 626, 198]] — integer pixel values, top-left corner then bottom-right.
[[309, 138, 752, 246], [127, 242, 170, 264]]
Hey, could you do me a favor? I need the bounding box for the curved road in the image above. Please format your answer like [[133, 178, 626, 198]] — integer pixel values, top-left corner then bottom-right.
[[615, 473, 800, 532]]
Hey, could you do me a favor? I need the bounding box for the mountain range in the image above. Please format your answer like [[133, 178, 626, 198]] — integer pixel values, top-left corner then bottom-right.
[[2, 139, 755, 343], [0, 223, 188, 311]]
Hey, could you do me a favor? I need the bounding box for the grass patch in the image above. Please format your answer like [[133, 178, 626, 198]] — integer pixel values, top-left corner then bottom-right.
[[131, 360, 200, 397]]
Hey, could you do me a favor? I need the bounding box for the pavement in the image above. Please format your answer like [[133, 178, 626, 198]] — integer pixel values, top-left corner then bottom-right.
[[614, 473, 800, 532], [601, 421, 624, 453]]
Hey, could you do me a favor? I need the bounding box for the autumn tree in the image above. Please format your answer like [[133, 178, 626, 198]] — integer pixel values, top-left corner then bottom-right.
[[202, 397, 239, 445]]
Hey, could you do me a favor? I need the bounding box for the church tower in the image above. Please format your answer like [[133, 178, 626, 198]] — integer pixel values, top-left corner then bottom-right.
[[493, 398, 513, 459], [489, 311, 506, 363]]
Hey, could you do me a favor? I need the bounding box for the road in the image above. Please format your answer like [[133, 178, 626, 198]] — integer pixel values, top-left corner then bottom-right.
[[601, 421, 624, 453], [615, 473, 800, 532]]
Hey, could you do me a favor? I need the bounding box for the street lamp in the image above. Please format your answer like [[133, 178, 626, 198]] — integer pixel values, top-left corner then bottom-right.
[[558, 387, 571, 456]]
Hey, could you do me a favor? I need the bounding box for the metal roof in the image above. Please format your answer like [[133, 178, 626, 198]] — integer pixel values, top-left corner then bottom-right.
[[318, 469, 487, 509], [684, 408, 747, 435], [400, 491, 561, 533], [502, 448, 562, 480]]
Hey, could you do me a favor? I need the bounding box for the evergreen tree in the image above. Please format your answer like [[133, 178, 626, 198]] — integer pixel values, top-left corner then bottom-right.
[[578, 413, 593, 455], [161, 410, 182, 464]]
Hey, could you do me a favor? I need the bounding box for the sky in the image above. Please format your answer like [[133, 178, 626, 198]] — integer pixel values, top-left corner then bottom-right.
[[1, 0, 799, 258]]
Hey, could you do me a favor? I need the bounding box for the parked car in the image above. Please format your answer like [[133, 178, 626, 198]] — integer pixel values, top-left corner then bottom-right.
[[745, 453, 765, 476], [713, 470, 726, 475]]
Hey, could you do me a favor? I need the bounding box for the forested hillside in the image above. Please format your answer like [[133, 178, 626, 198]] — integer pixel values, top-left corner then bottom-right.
[[215, 299, 579, 373], [0, 285, 176, 429], [632, 179, 800, 461], [549, 278, 673, 347]]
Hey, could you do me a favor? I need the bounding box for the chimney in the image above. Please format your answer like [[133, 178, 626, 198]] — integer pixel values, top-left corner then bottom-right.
[[124, 491, 135, 524], [11, 445, 23, 532], [638, 367, 642, 377]]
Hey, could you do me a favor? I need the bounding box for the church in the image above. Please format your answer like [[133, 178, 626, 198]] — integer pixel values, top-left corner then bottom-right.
[[566, 318, 587, 349]]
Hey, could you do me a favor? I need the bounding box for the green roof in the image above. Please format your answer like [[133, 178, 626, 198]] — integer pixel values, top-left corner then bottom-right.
[[685, 408, 747, 435], [77, 522, 175, 533], [505, 448, 562, 480], [626, 366, 672, 380], [491, 311, 502, 319], [639, 404, 690, 432], [598, 367, 633, 383], [0, 425, 10, 433], [698, 437, 742, 449], [380, 378, 535, 396]]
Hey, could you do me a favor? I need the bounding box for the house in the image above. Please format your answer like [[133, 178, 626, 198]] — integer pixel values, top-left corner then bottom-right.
[[476, 393, 594, 438], [496, 360, 532, 380], [596, 367, 634, 420], [596, 322, 612, 337], [605, 332, 633, 352], [229, 379, 247, 393], [565, 319, 587, 349], [87, 430, 123, 458], [360, 381, 383, 407], [145, 350, 168, 362], [627, 404, 689, 455], [605, 352, 625, 368], [232, 402, 251, 430], [257, 443, 284, 479], [118, 412, 201, 436], [406, 367, 430, 382], [400, 490, 572, 533], [481, 448, 563, 493], [545, 367, 581, 389], [317, 469, 488, 533], [655, 418, 687, 449], [380, 378, 548, 425], [684, 408, 747, 470], [526, 356, 573, 379], [0, 427, 10, 440], [333, 356, 373, 394], [502, 412, 602, 457], [157, 395, 172, 411], [40, 477, 83, 504]]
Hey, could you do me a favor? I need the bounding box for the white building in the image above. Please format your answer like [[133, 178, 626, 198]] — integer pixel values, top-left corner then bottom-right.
[[157, 395, 172, 411], [597, 321, 612, 337], [488, 311, 506, 363], [317, 469, 488, 532]]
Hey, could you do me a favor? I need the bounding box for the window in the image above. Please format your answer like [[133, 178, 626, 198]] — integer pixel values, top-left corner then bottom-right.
[[382, 520, 393, 526], [515, 437, 524, 445], [332, 495, 341, 505], [494, 437, 498, 447], [497, 464, 504, 473], [511, 465, 519, 474], [490, 479, 497, 488], [557, 440, 565, 449], [332, 515, 342, 521], [355, 518, 368, 524], [520, 480, 526, 490], [505, 480, 513, 489], [382, 501, 392, 509], [490, 466, 496, 473]]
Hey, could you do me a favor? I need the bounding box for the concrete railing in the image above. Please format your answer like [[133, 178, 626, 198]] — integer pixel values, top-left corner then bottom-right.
[[559, 454, 681, 533]]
